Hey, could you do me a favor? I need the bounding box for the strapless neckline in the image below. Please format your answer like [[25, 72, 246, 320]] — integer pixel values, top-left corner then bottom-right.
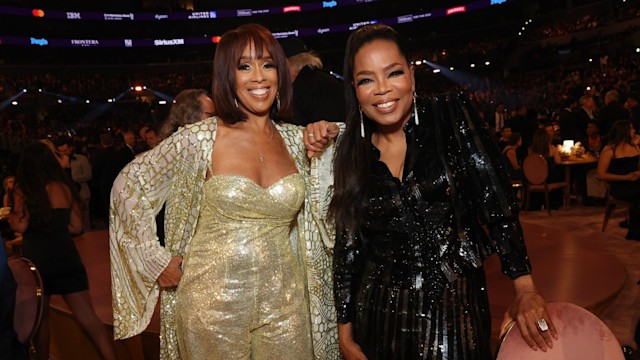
[[205, 172, 302, 191]]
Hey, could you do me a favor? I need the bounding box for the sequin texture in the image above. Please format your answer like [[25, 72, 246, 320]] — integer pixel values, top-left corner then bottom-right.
[[176, 173, 312, 358], [333, 93, 531, 359]]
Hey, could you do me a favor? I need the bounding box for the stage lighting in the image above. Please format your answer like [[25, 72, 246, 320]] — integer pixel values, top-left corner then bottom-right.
[[134, 85, 143, 92], [470, 63, 475, 68], [485, 61, 490, 66], [86, 100, 90, 103], [449, 67, 454, 71], [108, 99, 113, 103], [11, 101, 17, 105], [57, 99, 62, 103], [415, 60, 422, 65], [159, 100, 167, 105], [433, 69, 440, 74]]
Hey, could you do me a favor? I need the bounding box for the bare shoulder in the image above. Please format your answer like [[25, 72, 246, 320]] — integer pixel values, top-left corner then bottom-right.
[[45, 182, 73, 208]]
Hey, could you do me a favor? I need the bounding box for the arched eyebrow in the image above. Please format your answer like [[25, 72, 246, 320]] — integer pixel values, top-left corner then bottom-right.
[[355, 62, 403, 77]]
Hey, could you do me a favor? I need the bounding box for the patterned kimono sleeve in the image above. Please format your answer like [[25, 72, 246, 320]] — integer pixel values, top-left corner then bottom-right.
[[278, 121, 344, 360], [109, 123, 209, 339]]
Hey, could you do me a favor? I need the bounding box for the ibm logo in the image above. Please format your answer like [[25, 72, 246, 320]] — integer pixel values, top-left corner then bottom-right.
[[66, 12, 81, 19]]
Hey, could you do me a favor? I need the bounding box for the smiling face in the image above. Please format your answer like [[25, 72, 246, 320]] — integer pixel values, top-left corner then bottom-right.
[[234, 42, 278, 120], [352, 39, 415, 129]]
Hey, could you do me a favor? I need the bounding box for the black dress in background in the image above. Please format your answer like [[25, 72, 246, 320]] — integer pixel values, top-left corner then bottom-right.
[[22, 209, 88, 295], [608, 154, 640, 240], [334, 94, 531, 360]]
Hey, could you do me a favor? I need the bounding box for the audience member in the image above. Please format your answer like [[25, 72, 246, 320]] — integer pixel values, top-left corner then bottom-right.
[[599, 90, 630, 137], [597, 120, 640, 240], [56, 137, 92, 231], [90, 133, 120, 225], [8, 142, 117, 360], [503, 132, 524, 182], [2, 176, 14, 208], [279, 37, 347, 126], [157, 89, 215, 140]]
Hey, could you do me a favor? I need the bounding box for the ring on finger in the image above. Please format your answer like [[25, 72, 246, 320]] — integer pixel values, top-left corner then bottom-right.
[[536, 318, 549, 332], [308, 132, 315, 137]]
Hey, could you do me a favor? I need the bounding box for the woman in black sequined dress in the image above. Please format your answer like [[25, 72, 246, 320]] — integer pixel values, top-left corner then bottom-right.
[[325, 24, 557, 359]]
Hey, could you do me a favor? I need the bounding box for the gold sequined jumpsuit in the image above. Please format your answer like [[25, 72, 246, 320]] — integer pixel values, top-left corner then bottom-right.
[[175, 173, 312, 359]]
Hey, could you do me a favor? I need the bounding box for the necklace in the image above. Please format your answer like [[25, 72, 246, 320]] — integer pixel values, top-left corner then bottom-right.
[[257, 122, 275, 163]]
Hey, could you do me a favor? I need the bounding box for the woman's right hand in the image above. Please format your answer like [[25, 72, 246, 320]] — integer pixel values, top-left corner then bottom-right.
[[626, 171, 640, 181], [338, 323, 368, 360], [304, 121, 340, 158], [158, 256, 183, 288]]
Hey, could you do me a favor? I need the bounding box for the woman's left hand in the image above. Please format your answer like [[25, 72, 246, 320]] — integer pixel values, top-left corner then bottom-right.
[[304, 121, 340, 158], [500, 275, 558, 352]]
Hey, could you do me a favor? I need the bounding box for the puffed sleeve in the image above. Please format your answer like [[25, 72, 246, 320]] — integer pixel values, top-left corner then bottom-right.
[[333, 227, 365, 324], [440, 93, 531, 279]]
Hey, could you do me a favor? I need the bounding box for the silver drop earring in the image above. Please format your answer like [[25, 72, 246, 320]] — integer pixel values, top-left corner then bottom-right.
[[276, 93, 280, 113], [413, 92, 419, 125], [234, 98, 239, 108], [359, 107, 365, 138]]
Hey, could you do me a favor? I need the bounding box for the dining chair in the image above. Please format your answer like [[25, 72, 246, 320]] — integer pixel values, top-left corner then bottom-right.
[[7, 256, 44, 344], [601, 184, 633, 232], [522, 154, 569, 215], [495, 302, 624, 360]]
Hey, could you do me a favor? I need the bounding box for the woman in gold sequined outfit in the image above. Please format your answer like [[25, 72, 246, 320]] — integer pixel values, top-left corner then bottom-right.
[[110, 24, 341, 359]]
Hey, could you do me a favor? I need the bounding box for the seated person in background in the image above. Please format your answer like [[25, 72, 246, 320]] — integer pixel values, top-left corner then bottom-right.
[[497, 126, 512, 151], [529, 128, 564, 209], [502, 132, 523, 182], [530, 128, 563, 182], [597, 120, 640, 240], [2, 176, 14, 208], [544, 123, 563, 146], [585, 120, 605, 156]]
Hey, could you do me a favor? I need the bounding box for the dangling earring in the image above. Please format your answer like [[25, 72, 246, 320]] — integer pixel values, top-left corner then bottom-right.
[[413, 92, 419, 125], [359, 106, 365, 138], [275, 92, 281, 113], [234, 98, 239, 108]]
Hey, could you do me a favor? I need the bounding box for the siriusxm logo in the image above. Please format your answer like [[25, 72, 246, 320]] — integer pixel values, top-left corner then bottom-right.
[[323, 1, 337, 8], [30, 37, 48, 46]]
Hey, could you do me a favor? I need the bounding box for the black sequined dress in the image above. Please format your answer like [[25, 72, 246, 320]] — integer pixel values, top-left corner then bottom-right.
[[333, 93, 532, 360]]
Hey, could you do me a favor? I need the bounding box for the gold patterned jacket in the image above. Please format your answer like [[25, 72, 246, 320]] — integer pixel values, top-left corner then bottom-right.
[[109, 117, 342, 359]]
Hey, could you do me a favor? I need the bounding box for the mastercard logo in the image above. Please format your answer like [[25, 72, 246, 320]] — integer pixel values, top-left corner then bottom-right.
[[32, 9, 45, 17], [211, 36, 221, 43]]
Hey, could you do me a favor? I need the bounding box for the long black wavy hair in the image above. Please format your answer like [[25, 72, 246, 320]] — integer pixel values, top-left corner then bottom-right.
[[328, 24, 411, 233], [15, 141, 79, 230]]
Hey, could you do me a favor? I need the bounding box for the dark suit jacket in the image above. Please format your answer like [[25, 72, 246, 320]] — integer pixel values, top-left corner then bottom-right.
[[287, 66, 346, 126], [599, 102, 630, 136]]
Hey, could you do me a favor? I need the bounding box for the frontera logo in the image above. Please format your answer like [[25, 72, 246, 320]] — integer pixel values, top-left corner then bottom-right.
[[323, 1, 337, 8], [30, 37, 48, 46]]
